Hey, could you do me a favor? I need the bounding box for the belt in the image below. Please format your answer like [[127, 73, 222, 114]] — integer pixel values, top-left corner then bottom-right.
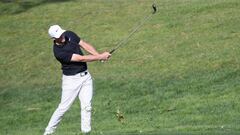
[[79, 71, 88, 77]]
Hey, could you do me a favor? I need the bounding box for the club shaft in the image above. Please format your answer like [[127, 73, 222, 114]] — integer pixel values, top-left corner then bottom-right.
[[110, 13, 153, 54]]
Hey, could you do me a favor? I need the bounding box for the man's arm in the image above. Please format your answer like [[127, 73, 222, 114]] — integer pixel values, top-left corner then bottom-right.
[[79, 40, 100, 56], [71, 52, 110, 62]]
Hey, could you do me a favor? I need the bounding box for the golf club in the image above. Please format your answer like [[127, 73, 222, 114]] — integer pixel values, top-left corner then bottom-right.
[[65, 1, 157, 62], [109, 2, 157, 54]]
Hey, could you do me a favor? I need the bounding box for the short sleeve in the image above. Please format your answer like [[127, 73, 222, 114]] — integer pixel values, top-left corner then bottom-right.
[[68, 31, 81, 44]]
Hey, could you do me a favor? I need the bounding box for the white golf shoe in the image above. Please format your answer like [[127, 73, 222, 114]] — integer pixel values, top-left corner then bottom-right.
[[43, 129, 54, 135]]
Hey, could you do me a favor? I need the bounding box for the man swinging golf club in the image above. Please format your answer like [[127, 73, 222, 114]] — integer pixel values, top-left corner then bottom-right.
[[44, 25, 111, 135]]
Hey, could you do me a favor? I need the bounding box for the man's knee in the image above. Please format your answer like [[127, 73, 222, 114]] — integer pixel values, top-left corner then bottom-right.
[[82, 105, 92, 112]]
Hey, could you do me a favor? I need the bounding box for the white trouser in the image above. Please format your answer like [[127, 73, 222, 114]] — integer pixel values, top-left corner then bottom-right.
[[45, 71, 93, 133]]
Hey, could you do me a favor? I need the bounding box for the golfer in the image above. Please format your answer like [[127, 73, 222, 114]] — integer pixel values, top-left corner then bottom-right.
[[44, 25, 111, 135]]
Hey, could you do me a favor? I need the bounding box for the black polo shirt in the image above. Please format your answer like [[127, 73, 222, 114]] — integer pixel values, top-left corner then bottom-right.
[[53, 31, 87, 75]]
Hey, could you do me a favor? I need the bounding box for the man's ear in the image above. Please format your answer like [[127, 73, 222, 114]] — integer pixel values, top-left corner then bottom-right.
[[64, 36, 70, 43]]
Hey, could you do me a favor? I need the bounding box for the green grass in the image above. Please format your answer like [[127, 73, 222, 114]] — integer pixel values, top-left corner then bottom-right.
[[1, 0, 240, 134]]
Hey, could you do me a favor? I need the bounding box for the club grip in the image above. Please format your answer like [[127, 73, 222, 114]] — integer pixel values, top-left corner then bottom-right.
[[110, 49, 116, 54]]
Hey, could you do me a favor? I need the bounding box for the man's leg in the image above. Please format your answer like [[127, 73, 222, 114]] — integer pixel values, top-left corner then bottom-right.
[[79, 74, 93, 133], [44, 75, 82, 134]]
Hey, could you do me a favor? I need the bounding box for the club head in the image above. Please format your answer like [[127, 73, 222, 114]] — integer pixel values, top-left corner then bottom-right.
[[152, 3, 157, 14]]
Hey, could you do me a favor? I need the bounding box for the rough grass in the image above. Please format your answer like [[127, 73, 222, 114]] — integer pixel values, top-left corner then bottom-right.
[[0, 0, 240, 135]]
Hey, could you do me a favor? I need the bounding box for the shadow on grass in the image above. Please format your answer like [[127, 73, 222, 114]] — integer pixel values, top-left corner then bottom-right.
[[91, 131, 240, 135], [0, 0, 75, 15]]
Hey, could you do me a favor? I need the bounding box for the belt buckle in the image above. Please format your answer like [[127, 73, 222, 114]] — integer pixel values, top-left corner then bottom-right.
[[80, 71, 87, 77]]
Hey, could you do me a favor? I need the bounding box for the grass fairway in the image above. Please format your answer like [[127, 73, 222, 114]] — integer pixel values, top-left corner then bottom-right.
[[1, 0, 240, 135]]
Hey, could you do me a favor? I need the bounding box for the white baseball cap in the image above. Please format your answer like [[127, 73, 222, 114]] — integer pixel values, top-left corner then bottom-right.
[[48, 25, 66, 38]]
